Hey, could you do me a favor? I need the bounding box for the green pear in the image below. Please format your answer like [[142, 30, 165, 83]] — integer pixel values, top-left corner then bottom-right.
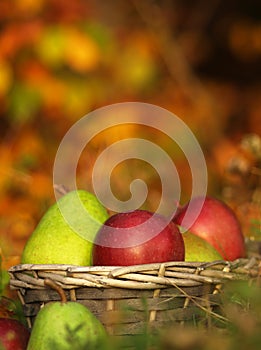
[[27, 279, 107, 350], [27, 302, 107, 350], [21, 190, 109, 265], [182, 231, 223, 262]]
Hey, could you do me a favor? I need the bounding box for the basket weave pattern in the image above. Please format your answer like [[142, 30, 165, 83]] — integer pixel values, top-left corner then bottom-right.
[[9, 258, 260, 336]]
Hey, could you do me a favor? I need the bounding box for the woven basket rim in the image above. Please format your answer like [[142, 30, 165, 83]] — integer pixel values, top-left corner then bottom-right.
[[8, 257, 259, 271], [8, 257, 260, 291]]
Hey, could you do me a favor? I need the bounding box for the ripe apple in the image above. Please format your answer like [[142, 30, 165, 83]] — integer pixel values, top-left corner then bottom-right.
[[92, 209, 185, 266], [173, 196, 246, 261], [182, 231, 223, 262], [0, 318, 30, 350]]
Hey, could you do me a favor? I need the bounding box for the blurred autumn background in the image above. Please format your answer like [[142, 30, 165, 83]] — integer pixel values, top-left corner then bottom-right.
[[0, 0, 260, 279]]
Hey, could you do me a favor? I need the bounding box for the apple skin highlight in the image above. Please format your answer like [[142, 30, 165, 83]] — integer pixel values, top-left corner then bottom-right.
[[92, 210, 185, 266]]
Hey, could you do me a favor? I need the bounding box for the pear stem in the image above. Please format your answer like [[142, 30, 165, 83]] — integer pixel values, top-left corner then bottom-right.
[[44, 278, 67, 304], [54, 184, 69, 196]]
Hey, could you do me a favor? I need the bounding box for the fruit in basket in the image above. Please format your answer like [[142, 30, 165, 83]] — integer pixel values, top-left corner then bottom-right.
[[182, 231, 223, 262], [21, 190, 109, 266], [0, 318, 30, 350], [173, 196, 246, 261], [92, 209, 185, 266], [27, 279, 106, 350]]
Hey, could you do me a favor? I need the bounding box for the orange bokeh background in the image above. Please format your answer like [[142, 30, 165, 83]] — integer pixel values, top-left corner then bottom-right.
[[0, 0, 260, 284]]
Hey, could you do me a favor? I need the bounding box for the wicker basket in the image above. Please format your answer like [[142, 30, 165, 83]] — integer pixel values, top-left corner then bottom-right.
[[8, 257, 260, 339]]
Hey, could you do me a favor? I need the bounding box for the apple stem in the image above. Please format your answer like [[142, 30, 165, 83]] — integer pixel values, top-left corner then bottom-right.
[[44, 278, 67, 304], [172, 200, 182, 217]]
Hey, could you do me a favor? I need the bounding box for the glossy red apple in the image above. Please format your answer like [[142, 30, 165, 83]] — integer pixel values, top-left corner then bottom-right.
[[92, 209, 185, 266], [0, 318, 30, 350], [173, 196, 246, 261]]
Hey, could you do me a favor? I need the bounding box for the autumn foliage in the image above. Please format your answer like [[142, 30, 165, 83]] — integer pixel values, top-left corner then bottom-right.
[[0, 0, 260, 282]]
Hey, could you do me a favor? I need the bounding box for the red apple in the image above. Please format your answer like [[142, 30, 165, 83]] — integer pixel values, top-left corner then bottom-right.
[[0, 318, 30, 350], [92, 209, 185, 266], [173, 196, 246, 261]]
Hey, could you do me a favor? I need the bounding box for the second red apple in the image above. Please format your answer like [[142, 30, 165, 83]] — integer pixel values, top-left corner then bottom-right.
[[173, 196, 246, 261]]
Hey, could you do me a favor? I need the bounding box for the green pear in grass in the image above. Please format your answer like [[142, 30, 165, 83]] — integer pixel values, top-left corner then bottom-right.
[[21, 189, 109, 266], [182, 231, 223, 262], [27, 278, 107, 350]]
